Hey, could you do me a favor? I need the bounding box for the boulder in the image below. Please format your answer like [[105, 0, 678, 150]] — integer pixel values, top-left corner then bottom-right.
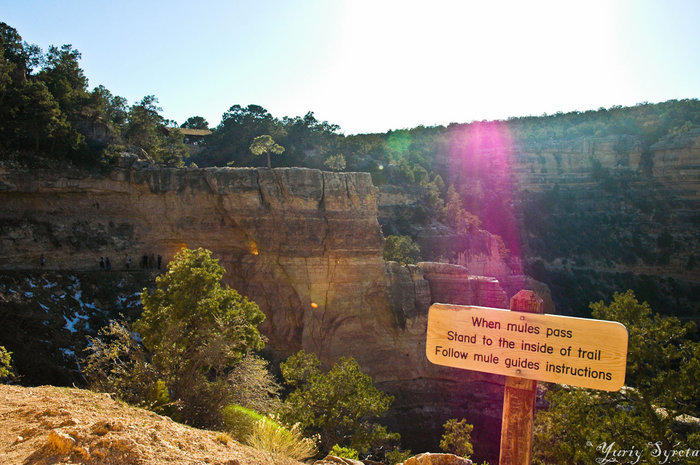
[[401, 453, 472, 465], [313, 455, 364, 465]]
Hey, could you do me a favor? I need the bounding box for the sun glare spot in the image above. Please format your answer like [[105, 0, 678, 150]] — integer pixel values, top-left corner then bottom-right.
[[249, 241, 259, 255]]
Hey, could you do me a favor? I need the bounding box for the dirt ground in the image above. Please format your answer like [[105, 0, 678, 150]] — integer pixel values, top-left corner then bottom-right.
[[0, 384, 304, 465]]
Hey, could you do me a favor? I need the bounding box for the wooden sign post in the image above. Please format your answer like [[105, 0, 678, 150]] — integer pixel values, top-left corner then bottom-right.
[[499, 290, 543, 465], [425, 290, 629, 465]]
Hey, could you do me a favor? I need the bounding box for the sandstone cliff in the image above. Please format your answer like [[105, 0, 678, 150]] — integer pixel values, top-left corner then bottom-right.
[[1, 166, 513, 463]]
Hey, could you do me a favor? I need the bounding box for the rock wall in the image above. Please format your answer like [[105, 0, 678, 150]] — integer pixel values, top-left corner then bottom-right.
[[378, 130, 700, 317], [1, 166, 514, 464]]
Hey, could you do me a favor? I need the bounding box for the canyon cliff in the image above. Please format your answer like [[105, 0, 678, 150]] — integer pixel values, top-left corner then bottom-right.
[[378, 130, 700, 319], [2, 124, 698, 461], [0, 166, 518, 463]]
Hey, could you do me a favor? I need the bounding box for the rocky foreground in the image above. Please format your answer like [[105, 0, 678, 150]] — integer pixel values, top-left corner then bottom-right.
[[0, 384, 475, 465], [0, 384, 303, 465]]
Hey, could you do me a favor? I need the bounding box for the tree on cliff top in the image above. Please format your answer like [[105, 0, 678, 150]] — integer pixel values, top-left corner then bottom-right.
[[533, 290, 700, 465], [279, 350, 399, 458], [250, 134, 285, 168], [181, 116, 209, 130]]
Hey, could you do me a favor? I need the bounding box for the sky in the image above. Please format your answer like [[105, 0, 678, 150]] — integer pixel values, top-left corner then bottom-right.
[[2, 0, 699, 135]]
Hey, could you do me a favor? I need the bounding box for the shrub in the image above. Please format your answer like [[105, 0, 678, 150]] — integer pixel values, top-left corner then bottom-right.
[[222, 404, 316, 460], [439, 418, 474, 459], [330, 444, 359, 459], [386, 448, 413, 465], [221, 404, 264, 440], [83, 248, 275, 428], [82, 320, 158, 407], [280, 350, 399, 456], [324, 153, 346, 171], [383, 235, 421, 265], [246, 418, 317, 461], [0, 345, 14, 382]]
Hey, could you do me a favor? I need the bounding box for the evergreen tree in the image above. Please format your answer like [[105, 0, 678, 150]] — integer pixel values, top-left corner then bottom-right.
[[280, 350, 399, 456], [533, 291, 700, 465]]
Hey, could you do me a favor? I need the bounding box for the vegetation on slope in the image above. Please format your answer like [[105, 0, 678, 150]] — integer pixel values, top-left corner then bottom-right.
[[534, 291, 700, 464]]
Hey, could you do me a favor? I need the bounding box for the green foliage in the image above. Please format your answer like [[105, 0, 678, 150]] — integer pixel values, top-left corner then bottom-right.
[[280, 350, 399, 456], [385, 448, 412, 465], [324, 153, 346, 171], [222, 404, 317, 460], [84, 248, 272, 428], [123, 95, 188, 165], [181, 116, 209, 130], [0, 22, 190, 167], [246, 417, 318, 460], [83, 319, 158, 407], [383, 235, 421, 265], [445, 185, 481, 233], [0, 345, 14, 381], [133, 247, 266, 425], [149, 379, 180, 420], [330, 444, 359, 459], [222, 404, 266, 440], [439, 418, 474, 459], [250, 134, 285, 169], [533, 291, 700, 465]]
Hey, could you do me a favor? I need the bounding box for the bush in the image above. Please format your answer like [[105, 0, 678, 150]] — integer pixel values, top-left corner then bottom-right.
[[280, 350, 399, 456], [533, 291, 700, 465], [83, 248, 275, 428], [83, 320, 158, 407], [0, 345, 14, 382], [384, 235, 421, 265], [324, 153, 346, 171], [439, 418, 474, 459], [386, 448, 413, 465], [221, 404, 263, 440], [222, 404, 316, 460], [330, 444, 359, 459], [246, 419, 317, 461]]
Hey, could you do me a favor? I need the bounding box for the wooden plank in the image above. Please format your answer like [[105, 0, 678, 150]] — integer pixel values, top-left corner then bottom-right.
[[425, 299, 628, 391], [499, 290, 543, 465]]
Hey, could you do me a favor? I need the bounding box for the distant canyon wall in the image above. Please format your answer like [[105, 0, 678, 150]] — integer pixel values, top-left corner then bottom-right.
[[379, 131, 700, 316]]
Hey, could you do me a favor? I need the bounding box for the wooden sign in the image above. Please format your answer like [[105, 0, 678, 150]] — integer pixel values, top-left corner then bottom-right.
[[426, 302, 628, 391]]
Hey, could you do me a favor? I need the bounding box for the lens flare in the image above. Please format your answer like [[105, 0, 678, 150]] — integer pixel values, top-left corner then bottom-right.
[[447, 121, 522, 274]]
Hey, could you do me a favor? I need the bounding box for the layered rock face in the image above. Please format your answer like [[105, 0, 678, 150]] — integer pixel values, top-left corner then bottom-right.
[[379, 131, 700, 317], [1, 166, 512, 463]]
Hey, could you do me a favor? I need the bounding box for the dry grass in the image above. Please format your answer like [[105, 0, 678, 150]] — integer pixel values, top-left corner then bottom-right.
[[245, 419, 317, 461], [216, 432, 233, 445]]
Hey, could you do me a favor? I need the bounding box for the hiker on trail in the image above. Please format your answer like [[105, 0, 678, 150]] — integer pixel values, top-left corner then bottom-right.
[[105, 257, 111, 271], [100, 257, 105, 270]]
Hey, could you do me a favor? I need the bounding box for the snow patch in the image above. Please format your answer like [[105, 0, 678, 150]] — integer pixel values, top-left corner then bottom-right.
[[63, 312, 89, 333], [59, 348, 76, 358]]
